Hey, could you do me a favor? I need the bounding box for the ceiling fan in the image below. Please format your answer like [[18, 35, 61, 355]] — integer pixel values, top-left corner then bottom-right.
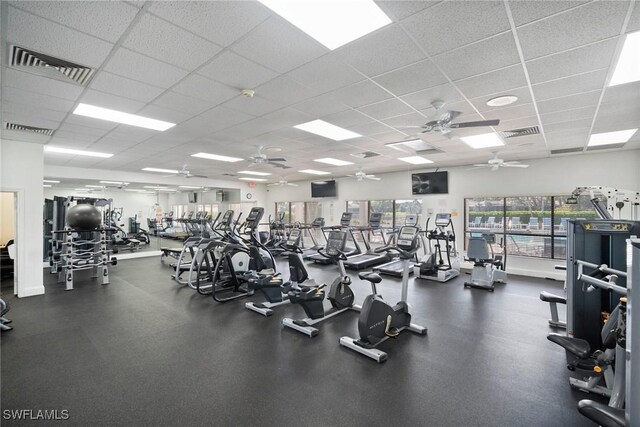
[[402, 100, 500, 139], [345, 167, 381, 181], [267, 176, 298, 187], [163, 164, 207, 179], [248, 146, 290, 169], [469, 152, 529, 171]]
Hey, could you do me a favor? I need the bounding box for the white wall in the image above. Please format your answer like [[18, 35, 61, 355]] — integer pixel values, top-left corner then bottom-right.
[[0, 139, 45, 297], [0, 192, 15, 244], [265, 149, 640, 279]]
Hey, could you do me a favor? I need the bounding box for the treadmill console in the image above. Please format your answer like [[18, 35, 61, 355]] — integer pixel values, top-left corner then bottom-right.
[[397, 226, 419, 251], [325, 231, 347, 256], [287, 228, 302, 246], [310, 217, 325, 227], [405, 214, 418, 226], [340, 212, 353, 227], [369, 212, 383, 228], [435, 213, 451, 227]]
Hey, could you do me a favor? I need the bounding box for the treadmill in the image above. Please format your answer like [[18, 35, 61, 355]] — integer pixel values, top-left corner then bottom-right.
[[373, 214, 419, 277], [300, 217, 326, 259], [307, 212, 360, 264], [343, 212, 391, 270]]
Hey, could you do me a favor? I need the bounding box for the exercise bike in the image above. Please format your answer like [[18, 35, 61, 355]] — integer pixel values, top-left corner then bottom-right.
[[339, 225, 427, 363], [282, 230, 361, 337], [463, 233, 507, 292]]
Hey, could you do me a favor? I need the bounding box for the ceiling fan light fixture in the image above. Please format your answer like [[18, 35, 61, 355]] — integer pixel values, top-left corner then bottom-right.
[[238, 170, 272, 176], [191, 152, 244, 162], [460, 133, 504, 149], [142, 167, 179, 174], [486, 95, 518, 107]]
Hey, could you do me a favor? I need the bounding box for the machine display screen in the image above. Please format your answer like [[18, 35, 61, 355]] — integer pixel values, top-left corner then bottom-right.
[[435, 213, 451, 226], [326, 231, 347, 253], [340, 212, 353, 226]]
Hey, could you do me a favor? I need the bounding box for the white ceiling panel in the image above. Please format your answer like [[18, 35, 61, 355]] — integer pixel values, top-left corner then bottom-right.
[[370, 129, 412, 143], [89, 71, 165, 103], [1, 86, 75, 113], [531, 69, 608, 101], [2, 68, 84, 101], [431, 33, 520, 81], [291, 93, 351, 117], [375, 1, 439, 21], [320, 109, 375, 129], [56, 122, 113, 138], [261, 108, 313, 129], [382, 112, 429, 128], [223, 95, 285, 117], [136, 104, 193, 125], [517, 1, 629, 60], [170, 74, 238, 105], [348, 121, 396, 137], [627, 3, 640, 32], [454, 65, 528, 99], [324, 80, 393, 109], [545, 128, 590, 146], [2, 101, 67, 123], [107, 126, 159, 144], [152, 91, 215, 116], [255, 75, 321, 106], [147, 1, 270, 47], [357, 98, 415, 121], [600, 80, 640, 106], [402, 1, 510, 56], [231, 16, 327, 74], [10, 1, 139, 43], [536, 91, 601, 115], [179, 105, 255, 136], [7, 6, 114, 68], [123, 13, 221, 71], [401, 82, 464, 111], [373, 59, 448, 97], [49, 130, 101, 145], [544, 118, 594, 134], [64, 114, 120, 131], [480, 102, 538, 122], [287, 54, 364, 94], [526, 38, 617, 83], [509, 0, 590, 27], [198, 51, 278, 89], [335, 25, 425, 77], [103, 48, 189, 88], [80, 89, 146, 113], [593, 103, 640, 127], [540, 105, 596, 125]]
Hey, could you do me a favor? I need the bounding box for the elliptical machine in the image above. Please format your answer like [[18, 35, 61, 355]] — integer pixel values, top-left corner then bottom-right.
[[339, 225, 427, 363], [414, 213, 460, 282], [282, 231, 361, 337]]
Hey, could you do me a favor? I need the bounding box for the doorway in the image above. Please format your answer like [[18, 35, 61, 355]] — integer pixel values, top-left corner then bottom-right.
[[0, 192, 17, 295]]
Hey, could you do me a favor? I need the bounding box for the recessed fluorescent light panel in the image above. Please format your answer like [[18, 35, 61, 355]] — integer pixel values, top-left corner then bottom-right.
[[142, 167, 179, 174], [45, 146, 113, 158], [43, 184, 52, 188], [85, 185, 105, 188], [43, 180, 60, 183], [460, 133, 504, 149], [258, 0, 391, 50], [124, 189, 147, 192], [398, 156, 433, 165], [294, 120, 361, 141], [609, 31, 640, 86], [237, 171, 272, 176], [179, 185, 201, 189], [239, 177, 267, 182], [386, 139, 432, 153], [143, 186, 168, 189], [313, 158, 354, 166], [100, 181, 128, 185], [299, 169, 331, 175], [191, 152, 244, 162], [73, 103, 175, 131], [588, 129, 637, 146]]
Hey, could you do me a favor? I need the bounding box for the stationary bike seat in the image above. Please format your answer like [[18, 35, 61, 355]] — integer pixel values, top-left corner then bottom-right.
[[358, 272, 382, 284]]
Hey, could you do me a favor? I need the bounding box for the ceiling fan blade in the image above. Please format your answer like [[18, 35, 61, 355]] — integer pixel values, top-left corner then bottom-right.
[[266, 157, 286, 162], [502, 163, 529, 168], [441, 110, 462, 123], [449, 119, 500, 128]]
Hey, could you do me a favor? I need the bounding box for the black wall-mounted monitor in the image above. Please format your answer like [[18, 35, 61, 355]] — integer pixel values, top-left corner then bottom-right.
[[188, 192, 198, 203], [411, 171, 448, 195], [311, 180, 336, 198]]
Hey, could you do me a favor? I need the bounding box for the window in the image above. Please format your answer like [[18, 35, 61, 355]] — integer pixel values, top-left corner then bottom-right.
[[290, 202, 305, 224], [275, 202, 290, 223], [172, 204, 188, 218], [305, 201, 322, 223], [346, 200, 368, 226], [395, 199, 422, 228], [464, 195, 598, 259], [369, 200, 394, 228]]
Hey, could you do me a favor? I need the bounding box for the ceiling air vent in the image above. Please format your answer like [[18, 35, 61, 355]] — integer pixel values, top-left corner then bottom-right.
[[500, 126, 540, 139], [350, 151, 380, 159], [586, 143, 626, 152], [9, 45, 96, 86], [4, 122, 55, 136], [550, 147, 583, 155]]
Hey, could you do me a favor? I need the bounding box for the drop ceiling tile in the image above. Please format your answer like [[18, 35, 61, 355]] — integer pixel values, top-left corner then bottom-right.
[[509, 0, 590, 27], [137, 104, 193, 124], [544, 118, 593, 134], [471, 87, 533, 112], [357, 98, 414, 121], [153, 91, 217, 116], [231, 16, 327, 74], [454, 65, 528, 99], [593, 103, 640, 127], [288, 54, 364, 94], [3, 68, 84, 101], [477, 102, 538, 122], [261, 108, 313, 128], [1, 86, 75, 113], [255, 75, 322, 106], [170, 74, 238, 105], [212, 118, 280, 141], [325, 80, 393, 109], [375, 1, 440, 21], [2, 101, 67, 123], [198, 51, 278, 89], [107, 126, 158, 144], [432, 33, 520, 81], [540, 105, 596, 125], [373, 59, 449, 97], [7, 6, 114, 68], [627, 3, 640, 32], [402, 1, 510, 56], [545, 128, 590, 146], [64, 114, 120, 131], [56, 121, 114, 137], [536, 91, 601, 115], [180, 105, 255, 136], [531, 69, 608, 101], [348, 121, 395, 137], [223, 95, 285, 117], [104, 48, 189, 88], [148, 1, 269, 46], [123, 13, 221, 71], [49, 130, 101, 144], [80, 89, 146, 113], [335, 24, 424, 77], [291, 93, 351, 117], [320, 109, 374, 129], [382, 112, 427, 128], [12, 1, 139, 43], [600, 80, 640, 106], [89, 71, 165, 103], [401, 82, 464, 111], [526, 38, 617, 83], [517, 1, 628, 60]]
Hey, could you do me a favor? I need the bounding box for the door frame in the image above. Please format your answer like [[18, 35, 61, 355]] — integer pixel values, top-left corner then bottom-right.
[[1, 188, 22, 295]]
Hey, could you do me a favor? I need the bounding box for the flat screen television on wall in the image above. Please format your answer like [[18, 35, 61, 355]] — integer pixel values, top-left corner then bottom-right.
[[311, 180, 337, 198], [188, 192, 198, 203], [412, 171, 448, 195]]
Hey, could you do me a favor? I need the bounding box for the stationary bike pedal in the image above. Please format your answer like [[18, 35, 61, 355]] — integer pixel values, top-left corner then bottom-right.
[[385, 328, 400, 338]]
